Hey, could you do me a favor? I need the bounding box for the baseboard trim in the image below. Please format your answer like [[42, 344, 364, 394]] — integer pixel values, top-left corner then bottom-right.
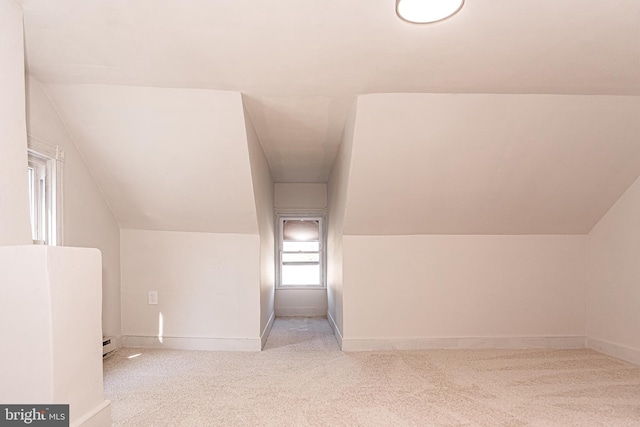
[[123, 335, 262, 351], [341, 335, 586, 352], [275, 307, 327, 317], [260, 311, 275, 350], [588, 337, 640, 365], [326, 310, 343, 350], [71, 400, 111, 427]]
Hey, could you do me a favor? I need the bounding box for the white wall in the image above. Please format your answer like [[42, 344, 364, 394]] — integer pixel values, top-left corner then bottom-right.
[[274, 289, 328, 317], [326, 102, 357, 341], [0, 0, 31, 246], [26, 77, 122, 340], [120, 229, 262, 351], [274, 183, 328, 317], [328, 94, 609, 351], [244, 104, 275, 345], [274, 183, 327, 211], [587, 175, 640, 364], [341, 235, 587, 350], [0, 246, 110, 425]]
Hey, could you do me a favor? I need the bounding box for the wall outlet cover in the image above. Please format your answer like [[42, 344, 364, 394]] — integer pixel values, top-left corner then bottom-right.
[[148, 291, 158, 305]]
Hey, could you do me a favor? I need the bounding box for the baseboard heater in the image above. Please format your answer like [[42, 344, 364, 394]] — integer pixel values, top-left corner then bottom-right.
[[102, 336, 116, 356]]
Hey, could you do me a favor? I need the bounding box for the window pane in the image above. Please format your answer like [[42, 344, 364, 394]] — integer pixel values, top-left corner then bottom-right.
[[282, 253, 320, 263], [28, 155, 51, 244], [28, 167, 36, 241], [283, 241, 319, 252], [283, 220, 319, 241], [281, 264, 320, 286]]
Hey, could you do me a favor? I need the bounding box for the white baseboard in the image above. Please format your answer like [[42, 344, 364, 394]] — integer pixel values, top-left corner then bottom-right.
[[261, 311, 275, 350], [588, 337, 640, 365], [72, 400, 111, 427], [326, 310, 343, 350], [123, 335, 262, 351], [275, 307, 327, 317], [341, 335, 586, 352]]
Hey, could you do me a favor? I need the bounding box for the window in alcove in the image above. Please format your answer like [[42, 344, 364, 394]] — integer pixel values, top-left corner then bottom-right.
[[277, 217, 324, 288]]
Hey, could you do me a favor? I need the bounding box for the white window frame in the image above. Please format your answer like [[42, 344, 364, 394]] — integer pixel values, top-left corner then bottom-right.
[[27, 136, 64, 246], [276, 214, 325, 289]]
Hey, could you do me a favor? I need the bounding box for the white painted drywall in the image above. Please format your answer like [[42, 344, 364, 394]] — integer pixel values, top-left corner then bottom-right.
[[275, 289, 328, 317], [0, 0, 31, 246], [345, 94, 640, 235], [120, 230, 261, 349], [0, 247, 53, 403], [44, 84, 258, 234], [274, 183, 327, 211], [273, 182, 328, 317], [244, 103, 275, 341], [326, 102, 357, 339], [242, 95, 354, 182], [0, 246, 110, 425], [587, 175, 640, 364], [25, 77, 122, 340], [342, 235, 587, 348], [47, 247, 108, 424], [22, 1, 640, 183]]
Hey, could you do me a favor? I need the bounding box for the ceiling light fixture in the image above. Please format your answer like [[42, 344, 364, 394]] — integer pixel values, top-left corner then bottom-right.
[[396, 0, 464, 24]]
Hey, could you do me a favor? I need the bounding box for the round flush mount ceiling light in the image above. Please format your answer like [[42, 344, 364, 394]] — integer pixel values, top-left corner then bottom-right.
[[396, 0, 464, 24]]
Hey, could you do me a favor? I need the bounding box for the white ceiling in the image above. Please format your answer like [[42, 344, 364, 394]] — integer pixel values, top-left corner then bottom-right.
[[44, 84, 260, 233], [344, 94, 640, 235], [21, 0, 640, 182]]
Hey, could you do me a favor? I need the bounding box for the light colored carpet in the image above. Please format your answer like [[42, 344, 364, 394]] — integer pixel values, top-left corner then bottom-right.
[[105, 317, 640, 426]]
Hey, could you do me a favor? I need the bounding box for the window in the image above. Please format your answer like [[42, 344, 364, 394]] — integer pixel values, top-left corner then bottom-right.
[[27, 137, 63, 245], [277, 216, 324, 288]]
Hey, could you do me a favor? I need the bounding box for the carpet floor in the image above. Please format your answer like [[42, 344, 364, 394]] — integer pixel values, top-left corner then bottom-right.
[[104, 317, 640, 426]]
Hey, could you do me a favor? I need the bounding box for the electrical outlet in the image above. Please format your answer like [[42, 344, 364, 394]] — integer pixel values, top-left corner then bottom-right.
[[148, 291, 158, 305]]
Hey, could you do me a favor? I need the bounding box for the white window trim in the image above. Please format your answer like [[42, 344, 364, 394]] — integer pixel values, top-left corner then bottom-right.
[[27, 135, 64, 246], [276, 213, 326, 290]]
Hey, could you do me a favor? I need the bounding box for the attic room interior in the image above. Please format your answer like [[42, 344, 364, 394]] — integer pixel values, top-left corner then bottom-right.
[[1, 0, 640, 425]]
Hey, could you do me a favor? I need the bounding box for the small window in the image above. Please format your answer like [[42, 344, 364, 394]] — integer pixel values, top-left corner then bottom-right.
[[27, 138, 63, 245], [277, 217, 324, 288]]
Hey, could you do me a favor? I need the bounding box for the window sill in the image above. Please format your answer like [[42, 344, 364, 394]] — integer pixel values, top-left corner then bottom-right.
[[276, 285, 326, 290]]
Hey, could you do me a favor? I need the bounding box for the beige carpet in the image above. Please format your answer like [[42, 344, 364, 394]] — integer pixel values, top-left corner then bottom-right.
[[105, 317, 640, 426]]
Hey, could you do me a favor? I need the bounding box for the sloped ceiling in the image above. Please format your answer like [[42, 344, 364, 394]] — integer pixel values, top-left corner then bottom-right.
[[46, 84, 259, 233], [22, 0, 640, 184], [18, 1, 640, 235], [344, 94, 640, 235]]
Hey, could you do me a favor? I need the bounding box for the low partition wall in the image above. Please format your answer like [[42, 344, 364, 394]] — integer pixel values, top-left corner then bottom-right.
[[338, 235, 588, 352], [0, 246, 111, 426]]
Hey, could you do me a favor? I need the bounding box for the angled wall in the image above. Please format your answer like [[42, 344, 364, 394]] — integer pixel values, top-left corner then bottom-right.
[[26, 77, 122, 341], [44, 85, 270, 350], [334, 93, 640, 351], [344, 94, 640, 235], [45, 84, 259, 234], [326, 101, 357, 344], [0, 0, 31, 245], [588, 175, 640, 364], [244, 101, 276, 347]]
